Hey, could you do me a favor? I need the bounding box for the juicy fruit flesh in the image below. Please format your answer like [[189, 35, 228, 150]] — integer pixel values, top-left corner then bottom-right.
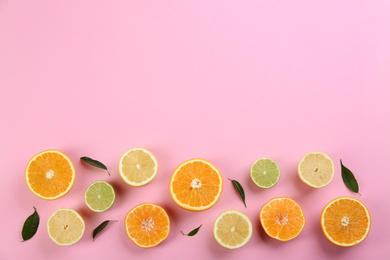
[[26, 150, 75, 199], [251, 158, 280, 188], [260, 198, 305, 241], [125, 204, 170, 248], [214, 211, 252, 249], [120, 149, 157, 185], [85, 181, 115, 212], [47, 209, 85, 246], [299, 152, 334, 187], [170, 159, 222, 210], [322, 197, 370, 246]]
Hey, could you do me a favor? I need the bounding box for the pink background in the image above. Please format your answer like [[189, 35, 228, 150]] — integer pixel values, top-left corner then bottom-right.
[[1, 1, 389, 259]]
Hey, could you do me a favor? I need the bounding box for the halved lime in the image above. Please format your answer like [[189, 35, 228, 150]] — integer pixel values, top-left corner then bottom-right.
[[250, 158, 280, 188], [85, 181, 115, 212]]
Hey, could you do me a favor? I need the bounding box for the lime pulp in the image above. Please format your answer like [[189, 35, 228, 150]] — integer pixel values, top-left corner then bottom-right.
[[85, 181, 115, 212], [250, 158, 280, 188]]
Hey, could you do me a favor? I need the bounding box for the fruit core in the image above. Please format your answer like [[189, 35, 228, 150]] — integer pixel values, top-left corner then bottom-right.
[[46, 170, 54, 179], [141, 217, 154, 232], [191, 178, 202, 188], [276, 213, 288, 225], [341, 216, 349, 226]]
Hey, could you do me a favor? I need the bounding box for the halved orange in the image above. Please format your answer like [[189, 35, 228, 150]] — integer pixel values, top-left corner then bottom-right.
[[260, 197, 305, 241], [25, 150, 76, 200], [125, 203, 170, 248], [169, 159, 223, 211], [321, 197, 371, 247]]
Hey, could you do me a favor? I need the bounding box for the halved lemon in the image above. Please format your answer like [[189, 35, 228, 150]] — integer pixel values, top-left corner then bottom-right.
[[47, 208, 85, 246], [119, 148, 158, 187], [321, 197, 370, 247], [298, 152, 334, 188], [170, 158, 223, 211], [25, 150, 76, 200], [213, 210, 252, 249]]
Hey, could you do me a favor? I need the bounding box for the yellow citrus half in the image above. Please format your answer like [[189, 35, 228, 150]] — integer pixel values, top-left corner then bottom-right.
[[298, 151, 334, 188], [213, 210, 252, 249], [119, 148, 158, 187], [47, 208, 85, 246]]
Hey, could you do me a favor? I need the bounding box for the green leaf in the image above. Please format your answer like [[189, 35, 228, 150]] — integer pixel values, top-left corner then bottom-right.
[[228, 178, 247, 208], [341, 160, 360, 195], [81, 156, 110, 176], [181, 224, 202, 236], [93, 220, 117, 241], [22, 207, 39, 242]]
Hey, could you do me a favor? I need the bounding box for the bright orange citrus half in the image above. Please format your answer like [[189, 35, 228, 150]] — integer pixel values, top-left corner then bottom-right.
[[125, 203, 170, 248], [321, 197, 371, 247], [260, 197, 305, 241], [169, 159, 223, 211], [25, 150, 75, 200]]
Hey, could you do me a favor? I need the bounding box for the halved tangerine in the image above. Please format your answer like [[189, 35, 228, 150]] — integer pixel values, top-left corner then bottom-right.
[[125, 203, 170, 248]]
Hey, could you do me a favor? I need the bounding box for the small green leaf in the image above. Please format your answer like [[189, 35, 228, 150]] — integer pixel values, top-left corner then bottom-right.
[[22, 207, 39, 242], [81, 156, 110, 176], [341, 160, 360, 195], [93, 220, 117, 240], [228, 178, 247, 208], [181, 224, 202, 236]]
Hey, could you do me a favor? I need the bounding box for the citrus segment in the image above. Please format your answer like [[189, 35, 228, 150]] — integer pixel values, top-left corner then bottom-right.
[[170, 159, 223, 211], [119, 148, 158, 187], [298, 152, 334, 188], [260, 197, 305, 241], [213, 210, 252, 249], [85, 181, 115, 212], [250, 158, 280, 188], [25, 150, 76, 200], [321, 197, 370, 247], [47, 208, 85, 246], [125, 203, 170, 248]]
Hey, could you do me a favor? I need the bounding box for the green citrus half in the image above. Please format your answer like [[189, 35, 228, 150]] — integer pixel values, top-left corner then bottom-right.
[[85, 180, 116, 212], [250, 158, 280, 188]]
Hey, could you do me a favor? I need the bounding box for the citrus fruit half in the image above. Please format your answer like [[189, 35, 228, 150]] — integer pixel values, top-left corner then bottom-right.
[[170, 158, 223, 211], [250, 158, 280, 188], [85, 180, 116, 212], [214, 210, 252, 249], [47, 208, 85, 246], [321, 197, 371, 247], [298, 151, 334, 188], [125, 203, 170, 248], [25, 150, 76, 200], [260, 197, 305, 241], [119, 148, 158, 187]]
